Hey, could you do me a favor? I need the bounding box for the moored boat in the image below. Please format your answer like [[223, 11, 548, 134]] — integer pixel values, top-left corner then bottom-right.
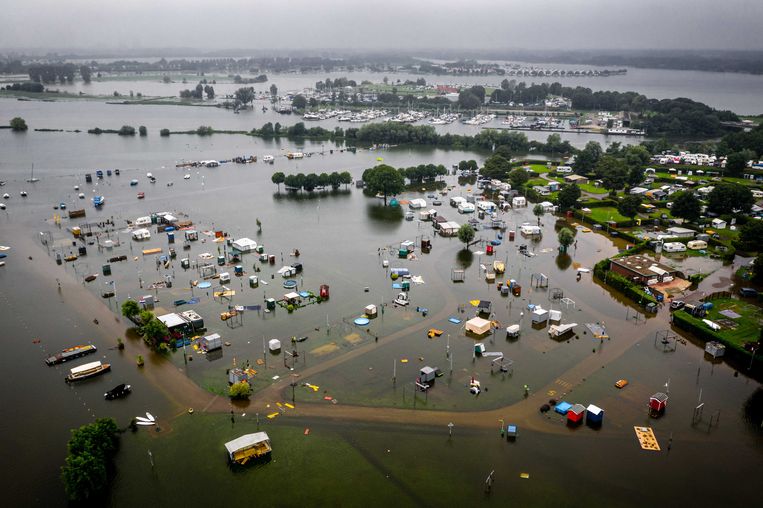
[[65, 361, 111, 382], [46, 344, 97, 366]]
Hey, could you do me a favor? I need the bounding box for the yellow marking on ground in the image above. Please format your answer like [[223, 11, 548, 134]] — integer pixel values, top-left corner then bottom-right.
[[284, 403, 295, 409], [266, 412, 280, 419], [311, 342, 339, 356], [634, 426, 660, 451], [555, 379, 573, 390]]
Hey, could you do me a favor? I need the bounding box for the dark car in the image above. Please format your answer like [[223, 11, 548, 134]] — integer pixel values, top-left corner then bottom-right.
[[104, 383, 131, 400]]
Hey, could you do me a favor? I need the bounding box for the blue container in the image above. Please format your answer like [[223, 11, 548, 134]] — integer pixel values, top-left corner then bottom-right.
[[165, 226, 175, 232], [234, 265, 243, 275], [167, 232, 175, 243], [703, 302, 713, 310]]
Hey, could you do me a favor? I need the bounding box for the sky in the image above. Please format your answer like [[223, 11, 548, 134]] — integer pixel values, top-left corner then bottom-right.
[[1, 0, 762, 53]]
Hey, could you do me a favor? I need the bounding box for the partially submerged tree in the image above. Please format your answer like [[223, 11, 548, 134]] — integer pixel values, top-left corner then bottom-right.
[[363, 164, 405, 205], [533, 204, 545, 226], [229, 380, 252, 399], [458, 224, 476, 249], [558, 227, 575, 253], [121, 300, 140, 319], [271, 172, 285, 192]]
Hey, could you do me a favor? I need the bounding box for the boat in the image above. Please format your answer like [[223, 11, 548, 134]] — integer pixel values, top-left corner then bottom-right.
[[286, 152, 304, 160], [20, 191, 28, 197], [394, 292, 410, 306], [262, 155, 274, 163], [59, 202, 67, 210], [225, 432, 272, 465], [145, 412, 155, 422], [183, 174, 191, 179], [137, 192, 145, 199], [45, 344, 97, 365], [493, 261, 505, 273], [0, 203, 5, 210], [65, 361, 111, 382], [92, 196, 105, 207], [104, 383, 131, 400], [130, 179, 139, 186], [135, 420, 155, 426]]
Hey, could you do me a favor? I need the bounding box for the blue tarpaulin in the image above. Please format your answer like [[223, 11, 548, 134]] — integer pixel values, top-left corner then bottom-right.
[[448, 317, 462, 324]]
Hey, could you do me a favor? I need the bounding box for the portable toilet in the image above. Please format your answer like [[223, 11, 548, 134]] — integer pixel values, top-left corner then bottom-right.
[[292, 262, 303, 274], [249, 275, 259, 288], [586, 404, 604, 427], [219, 272, 231, 284], [268, 255, 276, 265], [181, 258, 190, 269], [420, 366, 436, 383], [567, 404, 586, 426], [531, 307, 548, 323], [102, 264, 111, 276], [217, 255, 226, 266], [402, 280, 411, 291], [506, 424, 518, 441], [78, 246, 87, 256], [649, 392, 668, 416], [234, 265, 243, 276], [265, 298, 276, 311], [256, 245, 264, 254], [486, 244, 494, 255], [167, 232, 175, 244], [319, 284, 329, 299], [508, 230, 515, 241]]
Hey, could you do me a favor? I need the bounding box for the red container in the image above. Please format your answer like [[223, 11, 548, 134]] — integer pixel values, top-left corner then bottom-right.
[[319, 284, 330, 299], [486, 245, 494, 255]]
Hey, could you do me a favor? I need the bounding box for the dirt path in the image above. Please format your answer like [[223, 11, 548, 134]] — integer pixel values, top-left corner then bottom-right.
[[16, 224, 643, 435]]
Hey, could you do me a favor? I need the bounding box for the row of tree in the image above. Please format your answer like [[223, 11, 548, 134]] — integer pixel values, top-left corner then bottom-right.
[[271, 171, 352, 192], [179, 83, 215, 99]]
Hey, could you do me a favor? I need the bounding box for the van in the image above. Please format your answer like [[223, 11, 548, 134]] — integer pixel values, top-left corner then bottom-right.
[[739, 287, 759, 298], [556, 166, 573, 174]]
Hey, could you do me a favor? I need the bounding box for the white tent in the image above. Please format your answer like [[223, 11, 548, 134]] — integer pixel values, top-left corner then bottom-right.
[[465, 317, 492, 336], [232, 237, 257, 253]]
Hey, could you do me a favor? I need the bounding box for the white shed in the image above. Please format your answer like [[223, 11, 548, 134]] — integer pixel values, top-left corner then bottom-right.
[[531, 307, 549, 323], [232, 237, 257, 253], [711, 218, 727, 230]]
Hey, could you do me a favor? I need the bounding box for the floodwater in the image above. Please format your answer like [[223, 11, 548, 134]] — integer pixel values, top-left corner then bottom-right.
[[0, 119, 761, 506]]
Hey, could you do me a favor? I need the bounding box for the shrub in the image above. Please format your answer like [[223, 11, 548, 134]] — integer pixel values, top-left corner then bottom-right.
[[10, 116, 28, 131], [229, 380, 251, 399], [160, 128, 170, 137], [138, 125, 147, 136]]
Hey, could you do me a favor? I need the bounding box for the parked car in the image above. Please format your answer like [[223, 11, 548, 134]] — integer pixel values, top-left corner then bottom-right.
[[615, 379, 629, 389], [670, 300, 685, 311]]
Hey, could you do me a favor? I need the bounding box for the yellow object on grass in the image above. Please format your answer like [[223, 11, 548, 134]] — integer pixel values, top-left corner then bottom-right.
[[267, 412, 280, 419]]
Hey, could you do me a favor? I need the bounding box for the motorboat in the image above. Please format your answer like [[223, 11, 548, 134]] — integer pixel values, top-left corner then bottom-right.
[[137, 192, 145, 199], [59, 202, 67, 210], [262, 155, 275, 163], [183, 174, 191, 180], [105, 383, 132, 400], [20, 191, 28, 197], [130, 179, 139, 186], [2, 193, 9, 199], [92, 195, 105, 207]]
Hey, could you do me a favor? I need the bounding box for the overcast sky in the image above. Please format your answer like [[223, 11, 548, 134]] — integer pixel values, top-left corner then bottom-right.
[[1, 0, 762, 53]]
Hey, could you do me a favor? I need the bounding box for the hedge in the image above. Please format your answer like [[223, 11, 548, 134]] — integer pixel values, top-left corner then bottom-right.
[[672, 310, 761, 369], [594, 257, 658, 306]]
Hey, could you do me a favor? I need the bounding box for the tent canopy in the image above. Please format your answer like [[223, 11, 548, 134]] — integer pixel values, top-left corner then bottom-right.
[[465, 317, 492, 335]]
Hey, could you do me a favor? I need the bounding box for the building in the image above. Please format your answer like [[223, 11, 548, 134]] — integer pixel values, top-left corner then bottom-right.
[[609, 254, 679, 284], [564, 174, 589, 185], [157, 309, 205, 336], [711, 218, 727, 230], [232, 237, 257, 253]]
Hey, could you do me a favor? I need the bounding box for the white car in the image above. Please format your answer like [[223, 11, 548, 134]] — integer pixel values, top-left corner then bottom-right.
[[183, 174, 191, 180]]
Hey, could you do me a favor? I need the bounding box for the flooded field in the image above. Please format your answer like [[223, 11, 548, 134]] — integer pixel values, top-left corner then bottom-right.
[[0, 124, 761, 507]]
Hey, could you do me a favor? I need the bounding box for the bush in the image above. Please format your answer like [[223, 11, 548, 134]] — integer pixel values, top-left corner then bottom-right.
[[10, 116, 28, 131], [229, 380, 251, 399], [160, 128, 170, 137], [196, 125, 214, 136], [118, 125, 135, 136], [138, 125, 147, 136]]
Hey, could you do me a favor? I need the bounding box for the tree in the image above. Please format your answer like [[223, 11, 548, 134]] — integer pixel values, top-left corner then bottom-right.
[[160, 128, 170, 137], [303, 173, 319, 192], [738, 220, 763, 252], [79, 65, 92, 83], [707, 183, 754, 215], [363, 165, 405, 205], [121, 300, 140, 319], [617, 194, 642, 219], [138, 125, 147, 136], [204, 85, 215, 99], [339, 171, 352, 189], [458, 90, 481, 110], [271, 172, 285, 192], [292, 94, 307, 110], [10, 117, 27, 131], [234, 87, 254, 107], [574, 141, 602, 174], [481, 154, 512, 180], [508, 168, 529, 189], [141, 315, 168, 346], [118, 125, 135, 136], [753, 252, 763, 283], [229, 380, 251, 399], [556, 183, 581, 211], [533, 204, 545, 226], [558, 227, 575, 253], [61, 418, 119, 502], [670, 191, 702, 223], [457, 224, 476, 249], [725, 151, 749, 177], [269, 83, 278, 100], [596, 156, 628, 192]]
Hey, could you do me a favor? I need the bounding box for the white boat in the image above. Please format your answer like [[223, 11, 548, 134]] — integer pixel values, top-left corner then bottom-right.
[[145, 412, 155, 422], [135, 416, 152, 423], [136, 421, 155, 426], [262, 155, 274, 163], [394, 292, 410, 306], [78, 193, 85, 199], [20, 191, 28, 197], [0, 203, 5, 210], [183, 174, 191, 180]]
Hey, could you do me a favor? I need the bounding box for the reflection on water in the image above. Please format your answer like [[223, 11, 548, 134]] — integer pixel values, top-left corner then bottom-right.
[[366, 203, 403, 226], [555, 252, 572, 271], [456, 249, 473, 269], [272, 189, 352, 202]]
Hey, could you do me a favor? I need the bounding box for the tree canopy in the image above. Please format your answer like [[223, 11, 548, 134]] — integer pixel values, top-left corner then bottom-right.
[[707, 183, 754, 215], [558, 227, 575, 253], [669, 191, 702, 223], [457, 224, 476, 248], [10, 117, 28, 131], [363, 164, 405, 205], [617, 194, 642, 219], [556, 183, 581, 211], [61, 418, 119, 502]]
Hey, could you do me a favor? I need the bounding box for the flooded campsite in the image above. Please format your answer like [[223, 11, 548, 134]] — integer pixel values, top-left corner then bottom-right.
[[0, 129, 760, 507]]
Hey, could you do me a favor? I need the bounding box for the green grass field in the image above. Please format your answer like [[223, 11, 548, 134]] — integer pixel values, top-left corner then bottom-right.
[[687, 297, 762, 348], [584, 206, 630, 223]]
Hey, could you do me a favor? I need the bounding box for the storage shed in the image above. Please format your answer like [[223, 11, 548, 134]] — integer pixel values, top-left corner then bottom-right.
[[420, 366, 436, 383], [531, 307, 549, 324], [554, 401, 572, 415], [232, 237, 257, 253], [567, 403, 586, 425], [465, 317, 492, 336], [649, 392, 669, 415], [586, 404, 604, 426], [200, 333, 222, 352]]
